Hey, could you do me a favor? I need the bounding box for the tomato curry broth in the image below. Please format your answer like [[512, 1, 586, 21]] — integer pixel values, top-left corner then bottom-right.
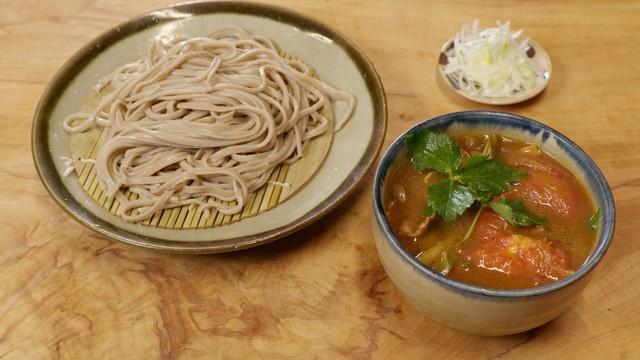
[[383, 134, 596, 290]]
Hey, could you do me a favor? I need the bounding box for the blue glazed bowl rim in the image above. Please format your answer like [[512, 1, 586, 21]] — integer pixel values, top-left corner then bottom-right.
[[372, 110, 615, 299]]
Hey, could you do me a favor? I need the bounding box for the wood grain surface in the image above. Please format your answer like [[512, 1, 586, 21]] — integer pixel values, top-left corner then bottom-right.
[[1, 0, 639, 358]]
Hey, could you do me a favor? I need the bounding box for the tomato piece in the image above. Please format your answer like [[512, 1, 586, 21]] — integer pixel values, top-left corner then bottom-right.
[[460, 209, 574, 286], [507, 166, 580, 219], [499, 149, 581, 219], [471, 210, 513, 243], [512, 235, 573, 282], [462, 232, 573, 286]]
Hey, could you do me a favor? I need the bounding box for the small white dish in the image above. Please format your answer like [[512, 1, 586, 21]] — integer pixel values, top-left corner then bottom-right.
[[438, 37, 552, 105]]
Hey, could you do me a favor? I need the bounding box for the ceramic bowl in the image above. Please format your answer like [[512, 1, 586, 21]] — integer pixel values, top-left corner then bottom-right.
[[372, 111, 615, 335]]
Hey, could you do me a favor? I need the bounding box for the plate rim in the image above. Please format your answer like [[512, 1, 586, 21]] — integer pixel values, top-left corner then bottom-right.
[[31, 0, 388, 253]]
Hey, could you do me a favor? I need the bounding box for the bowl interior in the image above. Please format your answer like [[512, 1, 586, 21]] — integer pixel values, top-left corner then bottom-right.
[[373, 111, 615, 298]]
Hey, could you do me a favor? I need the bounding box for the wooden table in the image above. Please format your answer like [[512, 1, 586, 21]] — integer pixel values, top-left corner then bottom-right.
[[2, 0, 639, 358]]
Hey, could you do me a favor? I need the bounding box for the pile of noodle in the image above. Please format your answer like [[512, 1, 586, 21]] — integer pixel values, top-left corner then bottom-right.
[[63, 27, 355, 223]]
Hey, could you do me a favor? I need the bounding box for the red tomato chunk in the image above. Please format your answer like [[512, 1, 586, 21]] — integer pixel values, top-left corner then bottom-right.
[[459, 210, 573, 287]]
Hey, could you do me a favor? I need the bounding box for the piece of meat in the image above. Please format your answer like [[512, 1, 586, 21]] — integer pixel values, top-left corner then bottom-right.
[[400, 215, 434, 238]]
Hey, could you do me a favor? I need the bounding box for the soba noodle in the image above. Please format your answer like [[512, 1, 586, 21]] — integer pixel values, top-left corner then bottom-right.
[[63, 27, 355, 223]]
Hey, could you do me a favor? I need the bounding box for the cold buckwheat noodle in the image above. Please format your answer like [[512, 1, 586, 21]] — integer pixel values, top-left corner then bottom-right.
[[63, 27, 355, 223]]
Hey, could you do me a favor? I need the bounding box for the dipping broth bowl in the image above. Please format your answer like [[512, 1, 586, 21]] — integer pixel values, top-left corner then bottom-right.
[[371, 111, 615, 335]]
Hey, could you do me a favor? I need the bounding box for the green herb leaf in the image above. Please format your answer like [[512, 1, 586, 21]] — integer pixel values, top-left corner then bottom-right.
[[422, 205, 434, 217], [427, 179, 475, 222], [490, 198, 547, 227], [407, 130, 461, 175], [455, 156, 526, 202], [409, 130, 528, 224], [459, 154, 489, 169], [589, 208, 601, 230]]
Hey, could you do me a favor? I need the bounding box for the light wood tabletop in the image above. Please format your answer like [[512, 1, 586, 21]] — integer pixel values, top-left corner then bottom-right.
[[2, 0, 639, 358]]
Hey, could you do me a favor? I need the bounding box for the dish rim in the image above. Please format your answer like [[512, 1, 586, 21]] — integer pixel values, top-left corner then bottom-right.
[[437, 37, 552, 105], [31, 0, 387, 253], [372, 110, 615, 299]]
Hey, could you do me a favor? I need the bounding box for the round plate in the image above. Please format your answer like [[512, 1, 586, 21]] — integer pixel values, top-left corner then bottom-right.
[[437, 37, 551, 105], [32, 1, 387, 253]]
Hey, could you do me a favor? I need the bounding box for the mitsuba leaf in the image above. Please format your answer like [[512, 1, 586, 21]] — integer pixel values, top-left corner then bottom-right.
[[427, 179, 475, 222], [422, 205, 434, 217], [409, 130, 529, 224], [456, 156, 526, 202], [459, 154, 488, 169], [407, 130, 461, 174], [490, 198, 547, 227]]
